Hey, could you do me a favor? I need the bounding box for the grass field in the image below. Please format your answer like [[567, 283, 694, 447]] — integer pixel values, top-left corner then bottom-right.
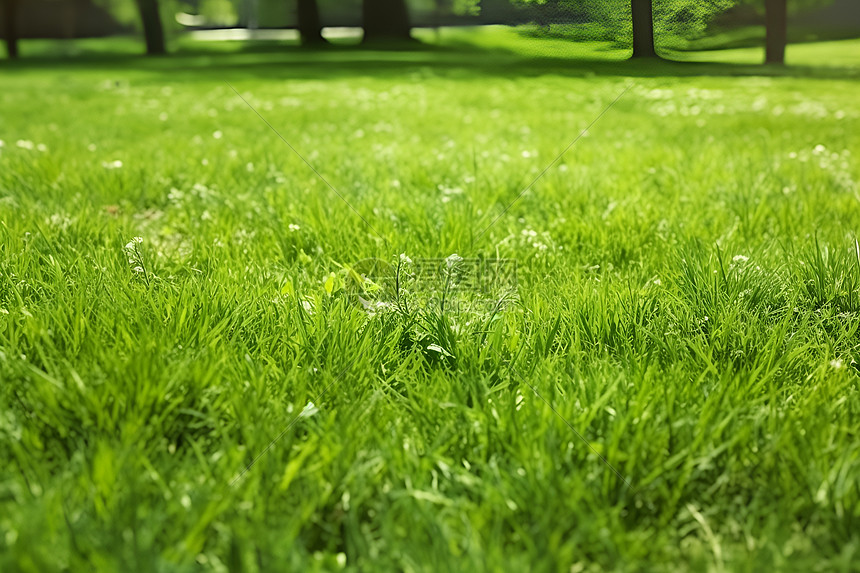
[[1, 29, 859, 572]]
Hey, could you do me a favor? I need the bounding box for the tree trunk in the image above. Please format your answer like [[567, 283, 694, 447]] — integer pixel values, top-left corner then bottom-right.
[[631, 0, 656, 59], [135, 0, 166, 56], [765, 0, 787, 64], [297, 0, 326, 45], [3, 0, 19, 59], [362, 0, 412, 42]]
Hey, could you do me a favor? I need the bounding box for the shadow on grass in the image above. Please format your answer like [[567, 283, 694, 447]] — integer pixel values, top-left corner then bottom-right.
[[1, 33, 858, 82]]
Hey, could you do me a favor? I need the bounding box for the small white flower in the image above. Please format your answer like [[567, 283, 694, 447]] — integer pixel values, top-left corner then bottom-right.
[[300, 401, 319, 418], [213, 130, 223, 139], [830, 359, 844, 370], [399, 253, 412, 264], [16, 140, 34, 150], [289, 224, 301, 232], [246, 162, 254, 172], [445, 253, 463, 269], [0, 139, 5, 148], [813, 144, 826, 155], [103, 160, 123, 169], [36, 143, 48, 152], [653, 278, 662, 286], [732, 255, 749, 263], [426, 344, 453, 357]]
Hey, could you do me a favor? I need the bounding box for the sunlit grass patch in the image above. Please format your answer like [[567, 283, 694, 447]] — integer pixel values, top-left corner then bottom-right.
[[1, 32, 859, 572]]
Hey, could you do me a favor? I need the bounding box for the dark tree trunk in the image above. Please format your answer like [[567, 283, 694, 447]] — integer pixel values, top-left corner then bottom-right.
[[631, 0, 656, 59], [362, 0, 412, 42], [3, 0, 19, 59], [297, 0, 326, 45], [765, 0, 787, 64], [135, 0, 166, 55]]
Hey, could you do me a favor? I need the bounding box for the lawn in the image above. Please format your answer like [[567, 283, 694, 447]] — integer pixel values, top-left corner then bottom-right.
[[1, 29, 859, 572]]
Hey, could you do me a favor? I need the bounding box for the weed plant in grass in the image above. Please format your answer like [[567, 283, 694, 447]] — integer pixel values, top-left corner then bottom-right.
[[1, 31, 859, 572]]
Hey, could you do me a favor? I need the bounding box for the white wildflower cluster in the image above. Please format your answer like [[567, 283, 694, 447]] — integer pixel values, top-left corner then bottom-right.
[[102, 160, 123, 170], [521, 228, 551, 253], [439, 184, 464, 203], [167, 183, 218, 210], [233, 228, 257, 246], [445, 253, 464, 271], [641, 85, 848, 121], [787, 145, 854, 192], [9, 139, 48, 152], [493, 223, 555, 257], [123, 237, 146, 275], [46, 213, 73, 231], [359, 298, 395, 316]]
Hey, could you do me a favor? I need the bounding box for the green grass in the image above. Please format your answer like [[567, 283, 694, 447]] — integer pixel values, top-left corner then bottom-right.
[[1, 29, 860, 572]]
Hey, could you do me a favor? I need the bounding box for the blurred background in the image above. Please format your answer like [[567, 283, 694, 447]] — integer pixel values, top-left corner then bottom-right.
[[1, 1, 858, 63]]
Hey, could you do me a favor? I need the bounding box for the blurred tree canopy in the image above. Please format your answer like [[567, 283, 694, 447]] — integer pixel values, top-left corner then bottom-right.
[[87, 0, 836, 39], [513, 0, 735, 44], [4, 0, 841, 60]]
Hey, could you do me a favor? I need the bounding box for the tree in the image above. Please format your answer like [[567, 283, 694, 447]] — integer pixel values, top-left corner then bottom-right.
[[362, 0, 412, 42], [2, 0, 18, 59], [297, 0, 326, 45], [765, 0, 787, 64], [135, 0, 166, 55], [736, 0, 835, 65], [631, 0, 656, 58], [514, 0, 730, 59]]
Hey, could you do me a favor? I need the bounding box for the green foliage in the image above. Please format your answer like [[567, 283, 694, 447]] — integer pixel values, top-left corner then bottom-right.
[[92, 0, 141, 28], [412, 0, 482, 17], [516, 0, 740, 45], [737, 0, 837, 16], [93, 0, 192, 33], [654, 0, 735, 39], [198, 0, 239, 26]]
